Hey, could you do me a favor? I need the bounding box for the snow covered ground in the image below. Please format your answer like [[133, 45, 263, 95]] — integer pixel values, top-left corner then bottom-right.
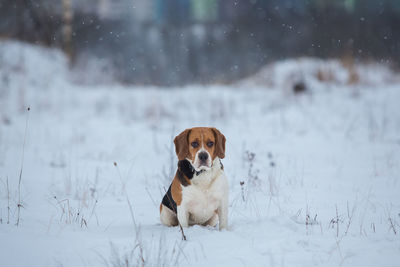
[[0, 41, 400, 267]]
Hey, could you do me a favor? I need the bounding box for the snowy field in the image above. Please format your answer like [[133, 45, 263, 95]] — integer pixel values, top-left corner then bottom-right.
[[0, 41, 400, 267]]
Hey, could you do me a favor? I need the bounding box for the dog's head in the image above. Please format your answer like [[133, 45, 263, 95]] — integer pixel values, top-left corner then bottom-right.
[[174, 127, 226, 171]]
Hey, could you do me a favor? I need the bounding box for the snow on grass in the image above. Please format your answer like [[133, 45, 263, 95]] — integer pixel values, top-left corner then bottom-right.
[[0, 40, 400, 266]]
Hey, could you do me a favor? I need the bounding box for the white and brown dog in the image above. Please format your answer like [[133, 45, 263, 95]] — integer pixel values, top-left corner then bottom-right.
[[160, 127, 229, 230]]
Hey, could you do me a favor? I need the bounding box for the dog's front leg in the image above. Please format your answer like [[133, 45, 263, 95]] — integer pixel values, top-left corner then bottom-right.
[[218, 196, 228, 230], [177, 205, 189, 227]]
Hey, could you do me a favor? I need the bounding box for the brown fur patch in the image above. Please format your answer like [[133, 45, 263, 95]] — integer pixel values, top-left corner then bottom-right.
[[211, 127, 226, 159], [177, 169, 191, 186], [174, 129, 191, 160], [174, 127, 226, 162], [171, 176, 183, 205], [188, 128, 215, 161]]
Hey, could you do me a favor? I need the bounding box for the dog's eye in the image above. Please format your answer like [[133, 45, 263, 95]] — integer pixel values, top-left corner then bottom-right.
[[191, 141, 199, 148], [207, 141, 214, 147]]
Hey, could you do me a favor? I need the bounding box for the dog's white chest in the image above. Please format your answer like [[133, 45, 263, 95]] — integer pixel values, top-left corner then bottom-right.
[[182, 171, 227, 224], [185, 187, 219, 223]]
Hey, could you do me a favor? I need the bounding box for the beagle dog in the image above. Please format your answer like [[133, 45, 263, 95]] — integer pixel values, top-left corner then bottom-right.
[[160, 127, 228, 230]]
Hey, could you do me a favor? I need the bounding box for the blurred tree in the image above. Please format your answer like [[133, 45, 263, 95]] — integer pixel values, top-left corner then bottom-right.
[[191, 0, 218, 22], [62, 0, 74, 63], [1, 0, 399, 85]]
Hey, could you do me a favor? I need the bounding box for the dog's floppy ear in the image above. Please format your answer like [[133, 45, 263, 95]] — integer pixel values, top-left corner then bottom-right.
[[174, 129, 191, 161], [212, 128, 226, 159]]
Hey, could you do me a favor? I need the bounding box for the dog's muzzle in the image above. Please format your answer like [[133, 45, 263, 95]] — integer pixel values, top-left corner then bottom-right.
[[198, 152, 208, 164], [195, 150, 211, 170]]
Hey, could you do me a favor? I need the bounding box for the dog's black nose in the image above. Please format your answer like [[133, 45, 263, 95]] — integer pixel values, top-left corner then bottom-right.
[[198, 152, 208, 162]]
